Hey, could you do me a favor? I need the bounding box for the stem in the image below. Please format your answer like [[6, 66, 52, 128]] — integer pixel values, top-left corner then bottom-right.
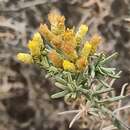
[[69, 111, 81, 128], [117, 83, 128, 118], [58, 110, 80, 115]]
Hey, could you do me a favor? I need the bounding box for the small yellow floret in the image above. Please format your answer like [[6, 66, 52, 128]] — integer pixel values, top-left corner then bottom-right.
[[28, 32, 43, 56], [39, 24, 62, 48], [66, 51, 78, 62], [28, 41, 41, 56], [48, 11, 65, 35], [33, 32, 43, 43], [81, 42, 92, 59], [62, 28, 77, 48], [17, 53, 33, 64], [48, 50, 62, 68], [61, 42, 78, 61], [90, 34, 101, 54], [76, 57, 87, 71], [63, 60, 76, 72], [76, 24, 88, 44]]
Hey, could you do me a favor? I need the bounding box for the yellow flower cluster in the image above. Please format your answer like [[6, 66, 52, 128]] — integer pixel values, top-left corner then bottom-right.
[[17, 32, 44, 64], [39, 12, 101, 72], [17, 12, 101, 72]]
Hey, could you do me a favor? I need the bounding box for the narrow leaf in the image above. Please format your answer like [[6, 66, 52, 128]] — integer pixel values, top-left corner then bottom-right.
[[98, 79, 110, 88], [90, 64, 95, 78], [51, 90, 68, 99], [94, 88, 114, 95], [67, 84, 74, 92], [55, 82, 67, 90], [100, 66, 115, 74], [97, 66, 107, 76], [96, 96, 126, 103], [100, 52, 118, 65], [55, 77, 67, 85], [78, 88, 89, 94], [67, 73, 73, 82]]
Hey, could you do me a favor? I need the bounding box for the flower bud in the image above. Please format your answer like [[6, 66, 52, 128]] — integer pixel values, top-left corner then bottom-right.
[[63, 60, 76, 72], [76, 24, 88, 44], [17, 53, 33, 64]]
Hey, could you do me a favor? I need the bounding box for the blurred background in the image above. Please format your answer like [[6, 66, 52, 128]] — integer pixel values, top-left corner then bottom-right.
[[0, 0, 130, 130]]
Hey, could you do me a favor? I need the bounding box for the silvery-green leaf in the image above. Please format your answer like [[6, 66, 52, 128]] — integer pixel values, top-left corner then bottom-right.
[[94, 88, 114, 95], [90, 64, 95, 78], [67, 73, 73, 82], [55, 77, 67, 85], [67, 84, 74, 92], [64, 93, 72, 101], [100, 52, 118, 65], [100, 66, 116, 74], [96, 96, 126, 103], [78, 88, 89, 94], [51, 90, 68, 99], [97, 66, 107, 76], [107, 73, 120, 78], [98, 79, 110, 88], [55, 82, 67, 90]]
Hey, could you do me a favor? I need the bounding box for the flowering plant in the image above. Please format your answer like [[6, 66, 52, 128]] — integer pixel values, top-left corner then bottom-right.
[[17, 12, 129, 129]]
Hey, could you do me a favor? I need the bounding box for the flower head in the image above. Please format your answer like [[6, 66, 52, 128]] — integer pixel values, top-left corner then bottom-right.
[[81, 42, 92, 60], [76, 57, 87, 71], [39, 24, 62, 48], [61, 43, 78, 61], [32, 32, 43, 43], [76, 24, 88, 44], [17, 53, 33, 64], [63, 60, 76, 72], [89, 34, 101, 54], [62, 28, 77, 48], [48, 11, 65, 35], [48, 50, 62, 67], [28, 32, 44, 56]]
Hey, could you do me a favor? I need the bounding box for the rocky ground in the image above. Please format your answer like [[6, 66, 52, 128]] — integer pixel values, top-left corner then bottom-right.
[[0, 0, 130, 130]]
